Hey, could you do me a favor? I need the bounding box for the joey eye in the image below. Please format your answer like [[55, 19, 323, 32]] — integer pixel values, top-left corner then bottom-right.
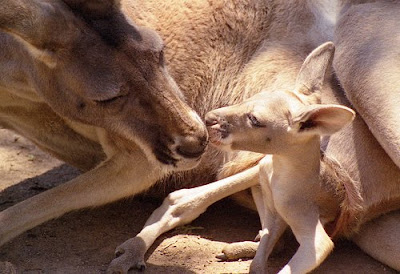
[[248, 113, 265, 128]]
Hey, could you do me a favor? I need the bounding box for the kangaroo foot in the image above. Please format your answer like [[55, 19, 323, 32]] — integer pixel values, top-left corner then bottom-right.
[[107, 237, 147, 274], [216, 241, 259, 261]]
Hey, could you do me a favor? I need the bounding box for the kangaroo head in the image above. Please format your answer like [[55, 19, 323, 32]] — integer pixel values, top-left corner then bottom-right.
[[205, 42, 355, 154], [0, 0, 208, 169]]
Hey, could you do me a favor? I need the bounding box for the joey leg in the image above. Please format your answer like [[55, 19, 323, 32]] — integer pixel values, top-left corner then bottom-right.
[[249, 185, 287, 274], [107, 165, 260, 273], [278, 211, 333, 274]]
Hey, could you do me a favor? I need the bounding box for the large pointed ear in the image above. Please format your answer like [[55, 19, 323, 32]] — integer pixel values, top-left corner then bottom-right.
[[0, 0, 121, 67], [0, 0, 120, 35], [294, 42, 335, 96], [0, 0, 51, 41], [292, 104, 355, 136], [62, 0, 137, 48], [62, 0, 120, 19], [0, 0, 65, 67]]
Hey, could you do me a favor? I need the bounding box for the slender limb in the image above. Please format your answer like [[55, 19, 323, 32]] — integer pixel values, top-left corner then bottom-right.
[[107, 165, 260, 273], [278, 208, 333, 274], [250, 215, 287, 274], [252, 185, 267, 228], [250, 158, 288, 274], [0, 149, 163, 246]]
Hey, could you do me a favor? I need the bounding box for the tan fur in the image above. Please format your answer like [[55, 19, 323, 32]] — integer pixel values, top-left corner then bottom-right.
[[121, 1, 400, 272], [206, 43, 357, 273], [319, 152, 363, 238], [0, 0, 399, 273], [334, 1, 400, 169]]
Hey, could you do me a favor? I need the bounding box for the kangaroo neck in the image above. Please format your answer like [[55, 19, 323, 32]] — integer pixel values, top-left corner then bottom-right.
[[272, 137, 321, 184]]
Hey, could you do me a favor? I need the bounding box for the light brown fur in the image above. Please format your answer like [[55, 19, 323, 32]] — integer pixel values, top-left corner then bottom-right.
[[114, 1, 400, 272], [0, 0, 399, 273], [206, 42, 358, 273]]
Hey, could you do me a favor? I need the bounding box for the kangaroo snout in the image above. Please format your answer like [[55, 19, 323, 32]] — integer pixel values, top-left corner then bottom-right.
[[205, 111, 232, 147], [171, 113, 209, 170], [176, 111, 209, 159], [205, 112, 219, 127], [205, 111, 230, 132], [176, 134, 208, 159]]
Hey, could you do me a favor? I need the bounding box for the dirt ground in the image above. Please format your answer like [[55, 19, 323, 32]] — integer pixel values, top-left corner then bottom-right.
[[0, 129, 396, 274]]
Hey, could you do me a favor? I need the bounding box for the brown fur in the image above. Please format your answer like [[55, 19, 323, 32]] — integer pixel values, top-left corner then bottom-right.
[[319, 152, 363, 238], [0, 0, 400, 272]]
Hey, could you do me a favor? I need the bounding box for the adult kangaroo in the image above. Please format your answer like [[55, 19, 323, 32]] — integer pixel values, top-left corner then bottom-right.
[[0, 0, 208, 247], [1, 0, 400, 273]]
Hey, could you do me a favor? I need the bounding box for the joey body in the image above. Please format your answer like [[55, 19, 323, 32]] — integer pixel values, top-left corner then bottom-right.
[[206, 42, 355, 273]]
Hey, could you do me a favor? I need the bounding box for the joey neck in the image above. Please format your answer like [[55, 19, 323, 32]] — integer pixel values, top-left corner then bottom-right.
[[272, 137, 321, 179]]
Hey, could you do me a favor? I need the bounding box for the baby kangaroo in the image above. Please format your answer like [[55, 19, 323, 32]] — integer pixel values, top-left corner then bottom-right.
[[205, 42, 356, 273]]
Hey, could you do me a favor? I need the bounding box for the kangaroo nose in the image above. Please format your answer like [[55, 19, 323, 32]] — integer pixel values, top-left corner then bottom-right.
[[205, 112, 219, 126], [205, 111, 229, 128], [176, 134, 209, 159]]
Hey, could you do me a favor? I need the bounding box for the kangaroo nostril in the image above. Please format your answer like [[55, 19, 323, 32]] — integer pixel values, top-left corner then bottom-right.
[[176, 136, 208, 159], [205, 118, 218, 127], [205, 112, 220, 126]]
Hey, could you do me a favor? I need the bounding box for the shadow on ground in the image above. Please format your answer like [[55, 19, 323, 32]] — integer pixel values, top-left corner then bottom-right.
[[0, 130, 396, 273]]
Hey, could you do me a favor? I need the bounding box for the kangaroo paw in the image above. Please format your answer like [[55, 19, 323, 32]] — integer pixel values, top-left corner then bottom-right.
[[107, 237, 147, 274]]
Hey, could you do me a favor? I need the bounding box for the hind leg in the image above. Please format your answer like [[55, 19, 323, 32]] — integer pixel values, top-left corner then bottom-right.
[[352, 211, 400, 271]]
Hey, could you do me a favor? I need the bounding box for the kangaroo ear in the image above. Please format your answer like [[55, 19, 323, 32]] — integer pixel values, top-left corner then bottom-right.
[[62, 0, 120, 19], [0, 0, 53, 40], [0, 0, 122, 67], [294, 42, 335, 96], [292, 104, 355, 136], [0, 0, 121, 39], [0, 0, 65, 67]]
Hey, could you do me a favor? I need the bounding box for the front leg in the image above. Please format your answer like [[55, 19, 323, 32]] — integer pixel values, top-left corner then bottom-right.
[[107, 165, 260, 273], [0, 148, 164, 246], [277, 204, 333, 274], [250, 158, 288, 274]]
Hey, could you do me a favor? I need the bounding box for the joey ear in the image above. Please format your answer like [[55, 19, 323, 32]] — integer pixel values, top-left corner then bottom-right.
[[293, 104, 355, 136], [294, 42, 335, 96]]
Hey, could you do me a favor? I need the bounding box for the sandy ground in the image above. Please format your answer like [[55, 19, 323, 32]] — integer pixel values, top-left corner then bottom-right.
[[0, 129, 396, 274]]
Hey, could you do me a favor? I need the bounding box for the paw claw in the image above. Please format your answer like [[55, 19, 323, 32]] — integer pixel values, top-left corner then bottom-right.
[[108, 237, 147, 274]]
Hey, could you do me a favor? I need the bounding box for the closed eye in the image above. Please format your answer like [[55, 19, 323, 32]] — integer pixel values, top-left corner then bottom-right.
[[94, 95, 125, 105], [248, 113, 266, 128]]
